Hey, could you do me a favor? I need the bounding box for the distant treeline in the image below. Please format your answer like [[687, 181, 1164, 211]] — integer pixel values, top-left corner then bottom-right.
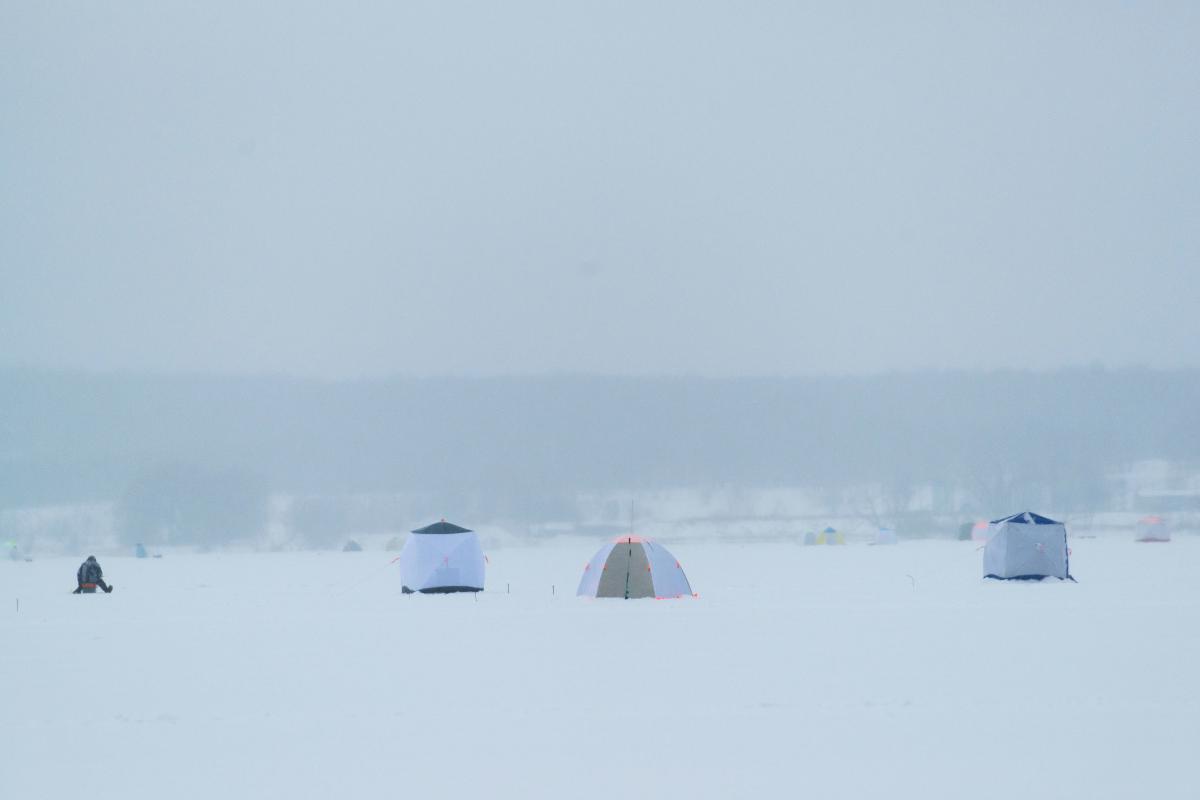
[[1, 368, 1197, 524]]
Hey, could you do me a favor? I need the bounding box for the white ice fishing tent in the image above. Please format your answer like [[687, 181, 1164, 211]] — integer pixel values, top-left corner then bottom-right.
[[1136, 515, 1170, 542], [983, 511, 1073, 581], [399, 520, 485, 594], [577, 535, 695, 599]]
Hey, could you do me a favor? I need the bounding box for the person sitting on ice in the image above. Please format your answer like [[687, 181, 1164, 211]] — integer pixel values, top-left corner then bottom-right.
[[73, 555, 113, 594]]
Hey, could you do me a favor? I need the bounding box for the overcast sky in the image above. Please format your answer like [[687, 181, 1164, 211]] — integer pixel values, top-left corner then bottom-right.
[[2, 2, 1197, 378]]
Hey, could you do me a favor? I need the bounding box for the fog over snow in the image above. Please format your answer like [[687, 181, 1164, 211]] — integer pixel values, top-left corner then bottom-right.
[[2, 2, 1198, 378]]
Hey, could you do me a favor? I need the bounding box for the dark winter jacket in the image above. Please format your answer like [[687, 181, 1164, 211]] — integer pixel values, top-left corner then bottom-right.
[[77, 558, 103, 585]]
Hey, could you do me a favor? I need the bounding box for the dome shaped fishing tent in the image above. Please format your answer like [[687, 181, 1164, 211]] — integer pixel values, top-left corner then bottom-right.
[[577, 535, 695, 599], [983, 512, 1073, 581], [399, 520, 485, 594], [1135, 515, 1169, 542], [342, 539, 363, 552]]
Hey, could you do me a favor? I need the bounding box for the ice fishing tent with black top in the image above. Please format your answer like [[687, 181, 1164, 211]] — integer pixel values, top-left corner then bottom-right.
[[399, 520, 485, 594], [577, 535, 695, 599], [983, 511, 1073, 581], [1136, 515, 1170, 542]]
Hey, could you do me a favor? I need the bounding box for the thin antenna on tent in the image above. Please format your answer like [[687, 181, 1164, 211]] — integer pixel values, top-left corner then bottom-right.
[[625, 496, 636, 599]]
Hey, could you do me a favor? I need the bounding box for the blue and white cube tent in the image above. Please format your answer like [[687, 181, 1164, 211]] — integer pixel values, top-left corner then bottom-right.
[[983, 511, 1074, 581], [399, 520, 485, 594]]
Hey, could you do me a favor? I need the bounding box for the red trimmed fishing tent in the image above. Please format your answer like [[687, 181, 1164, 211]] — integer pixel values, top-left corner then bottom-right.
[[577, 535, 695, 599], [1136, 516, 1170, 542]]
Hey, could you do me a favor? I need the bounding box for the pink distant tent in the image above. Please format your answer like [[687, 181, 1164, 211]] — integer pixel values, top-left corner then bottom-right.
[[1136, 516, 1170, 543], [971, 520, 990, 542]]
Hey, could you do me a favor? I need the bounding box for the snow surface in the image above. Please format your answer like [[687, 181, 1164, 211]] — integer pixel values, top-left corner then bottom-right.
[[2, 538, 1197, 800]]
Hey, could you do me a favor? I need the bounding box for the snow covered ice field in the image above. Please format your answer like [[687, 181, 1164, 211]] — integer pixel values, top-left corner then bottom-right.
[[3, 537, 1198, 800]]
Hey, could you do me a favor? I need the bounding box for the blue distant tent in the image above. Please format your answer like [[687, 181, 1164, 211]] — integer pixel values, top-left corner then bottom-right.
[[983, 511, 1074, 581], [134, 543, 147, 559]]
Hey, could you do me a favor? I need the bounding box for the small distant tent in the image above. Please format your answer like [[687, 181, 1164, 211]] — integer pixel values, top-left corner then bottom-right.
[[134, 543, 147, 559], [971, 521, 991, 542], [577, 535, 695, 599], [399, 521, 485, 594], [1135, 516, 1170, 543], [815, 526, 845, 545], [342, 539, 363, 552], [873, 527, 898, 545], [803, 531, 818, 546], [983, 511, 1073, 581]]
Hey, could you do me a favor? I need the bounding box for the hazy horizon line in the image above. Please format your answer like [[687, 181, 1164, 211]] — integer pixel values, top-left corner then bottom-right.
[[2, 361, 1193, 384]]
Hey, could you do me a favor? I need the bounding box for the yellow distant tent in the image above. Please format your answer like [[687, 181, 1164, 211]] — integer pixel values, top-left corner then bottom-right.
[[815, 526, 845, 545]]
